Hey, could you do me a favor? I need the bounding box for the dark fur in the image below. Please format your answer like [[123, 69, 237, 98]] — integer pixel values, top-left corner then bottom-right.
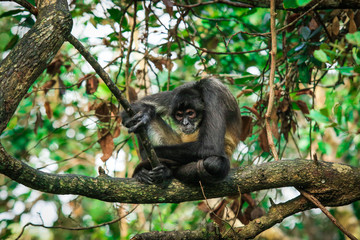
[[121, 77, 242, 184]]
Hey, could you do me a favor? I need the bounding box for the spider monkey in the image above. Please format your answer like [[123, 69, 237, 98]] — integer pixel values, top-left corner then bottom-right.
[[121, 77, 242, 184]]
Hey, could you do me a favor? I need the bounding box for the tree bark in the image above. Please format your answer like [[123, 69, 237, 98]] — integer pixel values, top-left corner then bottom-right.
[[1, 144, 359, 207], [0, 0, 72, 133]]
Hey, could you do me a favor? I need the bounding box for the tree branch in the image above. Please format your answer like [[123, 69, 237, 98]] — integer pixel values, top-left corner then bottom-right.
[[1, 144, 360, 206], [0, 0, 72, 133]]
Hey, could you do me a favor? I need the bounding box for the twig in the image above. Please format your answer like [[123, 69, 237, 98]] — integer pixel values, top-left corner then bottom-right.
[[298, 189, 358, 240], [265, 0, 279, 161], [16, 205, 138, 240], [66, 34, 161, 168], [174, 0, 253, 8], [125, 0, 137, 95], [181, 37, 268, 55]]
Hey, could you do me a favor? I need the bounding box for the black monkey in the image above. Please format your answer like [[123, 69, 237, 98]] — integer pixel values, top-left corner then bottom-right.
[[122, 77, 242, 184]]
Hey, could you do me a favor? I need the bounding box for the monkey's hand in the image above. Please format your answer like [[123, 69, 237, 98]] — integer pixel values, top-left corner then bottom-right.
[[122, 105, 155, 133], [134, 165, 172, 184]]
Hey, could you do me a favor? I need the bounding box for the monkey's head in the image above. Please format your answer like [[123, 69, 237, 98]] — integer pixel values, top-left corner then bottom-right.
[[170, 88, 204, 134]]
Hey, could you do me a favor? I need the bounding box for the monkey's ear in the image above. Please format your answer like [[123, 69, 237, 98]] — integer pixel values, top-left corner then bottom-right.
[[239, 116, 253, 141]]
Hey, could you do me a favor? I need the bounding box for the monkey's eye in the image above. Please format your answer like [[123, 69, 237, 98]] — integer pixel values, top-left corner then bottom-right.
[[175, 111, 183, 121], [186, 109, 196, 119]]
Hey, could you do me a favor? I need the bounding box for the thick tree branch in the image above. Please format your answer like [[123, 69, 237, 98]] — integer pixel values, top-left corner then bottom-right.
[[1, 144, 360, 206], [0, 0, 72, 133]]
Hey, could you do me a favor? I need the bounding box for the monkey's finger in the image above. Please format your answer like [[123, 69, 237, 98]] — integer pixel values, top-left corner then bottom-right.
[[123, 111, 144, 128], [135, 172, 154, 185], [128, 115, 151, 133]]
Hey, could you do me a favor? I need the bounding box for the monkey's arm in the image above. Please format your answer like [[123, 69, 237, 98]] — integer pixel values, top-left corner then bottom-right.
[[121, 91, 173, 133]]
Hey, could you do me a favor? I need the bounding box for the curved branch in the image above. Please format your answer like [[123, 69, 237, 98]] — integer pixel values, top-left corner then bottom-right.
[[0, 0, 72, 132]]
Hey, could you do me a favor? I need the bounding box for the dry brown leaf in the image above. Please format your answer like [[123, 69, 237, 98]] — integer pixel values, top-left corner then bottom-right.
[[47, 58, 63, 75], [113, 125, 121, 138], [295, 100, 310, 115], [332, 16, 340, 36], [296, 88, 313, 96], [309, 18, 319, 30], [197, 202, 209, 213], [95, 102, 110, 122], [210, 199, 227, 227], [42, 80, 56, 94], [86, 75, 99, 94], [128, 86, 138, 103], [349, 19, 357, 33], [44, 101, 53, 119], [162, 0, 173, 16], [259, 129, 270, 152], [98, 130, 114, 162], [240, 116, 253, 141], [34, 111, 43, 135]]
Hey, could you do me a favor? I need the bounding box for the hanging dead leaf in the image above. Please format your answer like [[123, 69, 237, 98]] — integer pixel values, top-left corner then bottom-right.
[[295, 100, 310, 115], [86, 75, 99, 94], [309, 17, 319, 30], [88, 102, 98, 111], [47, 57, 63, 75], [113, 126, 121, 138], [355, 11, 360, 28], [332, 16, 340, 36], [271, 121, 280, 140], [197, 202, 210, 213], [286, 13, 300, 32], [77, 74, 91, 88], [279, 99, 290, 112], [98, 130, 114, 162], [296, 88, 313, 96], [34, 111, 43, 135], [291, 121, 297, 133], [226, 77, 235, 85], [95, 102, 110, 122], [240, 116, 253, 141], [210, 199, 228, 227], [58, 76, 66, 96], [44, 101, 53, 119], [128, 86, 138, 103], [349, 19, 357, 33], [42, 80, 56, 94], [259, 129, 270, 152], [109, 103, 119, 116], [148, 55, 167, 72], [162, 0, 173, 16]]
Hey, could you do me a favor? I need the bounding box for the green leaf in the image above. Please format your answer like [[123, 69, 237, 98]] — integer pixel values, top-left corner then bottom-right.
[[297, 0, 312, 7], [336, 67, 354, 76], [336, 139, 352, 158], [298, 64, 310, 83], [318, 141, 331, 155], [334, 103, 342, 124], [300, 27, 311, 40], [283, 0, 298, 8], [6, 117, 18, 130], [307, 110, 330, 123], [313, 49, 328, 63], [0, 9, 24, 18], [346, 32, 360, 46], [108, 8, 122, 22]]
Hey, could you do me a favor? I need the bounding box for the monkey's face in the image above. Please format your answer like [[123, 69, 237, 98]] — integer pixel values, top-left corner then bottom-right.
[[174, 108, 202, 134]]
